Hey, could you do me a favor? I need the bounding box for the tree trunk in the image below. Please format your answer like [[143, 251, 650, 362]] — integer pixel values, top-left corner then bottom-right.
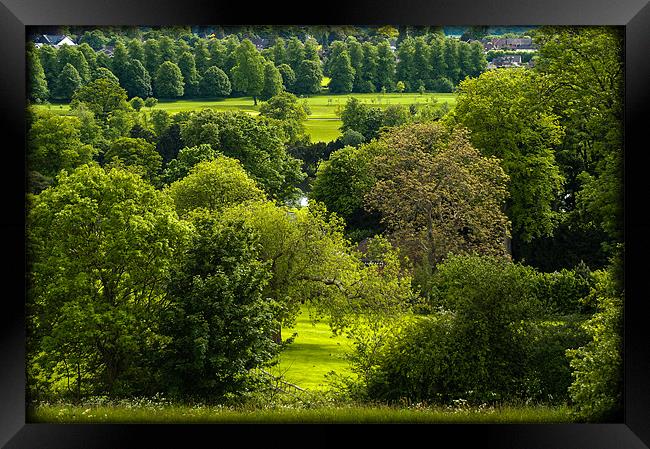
[[253, 95, 258, 106], [272, 327, 282, 345], [76, 360, 82, 403]]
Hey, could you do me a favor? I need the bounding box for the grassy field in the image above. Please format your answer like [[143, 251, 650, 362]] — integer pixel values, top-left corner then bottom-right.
[[28, 403, 572, 424], [271, 305, 353, 390], [34, 92, 456, 142]]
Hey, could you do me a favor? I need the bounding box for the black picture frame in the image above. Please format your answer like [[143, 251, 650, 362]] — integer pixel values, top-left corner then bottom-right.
[[1, 0, 649, 447]]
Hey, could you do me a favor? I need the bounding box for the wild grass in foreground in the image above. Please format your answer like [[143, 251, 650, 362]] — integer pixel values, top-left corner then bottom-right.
[[29, 402, 573, 424]]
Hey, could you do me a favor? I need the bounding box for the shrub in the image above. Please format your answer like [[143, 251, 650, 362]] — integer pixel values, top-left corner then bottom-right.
[[340, 129, 365, 147], [520, 316, 589, 404], [129, 96, 145, 111], [144, 97, 158, 108], [535, 265, 594, 315], [566, 266, 623, 421], [363, 313, 455, 403], [431, 77, 454, 93], [363, 255, 545, 404]]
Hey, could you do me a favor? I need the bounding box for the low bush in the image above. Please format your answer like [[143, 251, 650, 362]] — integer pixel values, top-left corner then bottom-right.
[[566, 265, 623, 421], [520, 316, 588, 404], [351, 255, 593, 405], [535, 265, 594, 314]]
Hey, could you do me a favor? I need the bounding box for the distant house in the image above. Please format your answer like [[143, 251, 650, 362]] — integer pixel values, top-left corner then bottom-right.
[[250, 37, 269, 50], [481, 37, 535, 51], [487, 54, 524, 69], [98, 45, 115, 57], [33, 34, 76, 48]]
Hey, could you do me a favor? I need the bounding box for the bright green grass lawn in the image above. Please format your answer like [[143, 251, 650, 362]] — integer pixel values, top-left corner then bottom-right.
[[304, 118, 342, 143], [34, 92, 456, 143], [271, 305, 354, 391]]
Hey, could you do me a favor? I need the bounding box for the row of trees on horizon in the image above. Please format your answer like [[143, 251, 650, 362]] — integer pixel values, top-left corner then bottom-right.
[[28, 28, 489, 105]]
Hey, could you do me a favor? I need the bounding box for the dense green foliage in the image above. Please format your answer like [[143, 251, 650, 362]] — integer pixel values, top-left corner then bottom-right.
[[349, 255, 589, 405], [179, 109, 305, 201], [27, 165, 190, 400], [26, 26, 623, 423], [167, 157, 266, 217], [155, 61, 185, 98], [451, 69, 564, 244], [70, 78, 130, 121], [566, 260, 623, 421], [160, 209, 281, 398], [30, 26, 489, 110], [27, 110, 97, 183]]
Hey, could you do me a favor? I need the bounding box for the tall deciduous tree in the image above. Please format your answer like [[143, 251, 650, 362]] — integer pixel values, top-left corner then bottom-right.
[[178, 52, 200, 97], [271, 37, 287, 65], [533, 27, 623, 243], [412, 36, 431, 90], [443, 38, 460, 84], [347, 37, 364, 92], [110, 41, 130, 83], [54, 63, 82, 101], [468, 41, 487, 77], [38, 45, 58, 89], [260, 60, 283, 101], [304, 37, 321, 62], [218, 200, 413, 339], [193, 39, 211, 73], [127, 39, 145, 63], [327, 46, 355, 94], [285, 36, 305, 72], [143, 39, 162, 77], [311, 144, 377, 225], [199, 66, 231, 97], [70, 77, 130, 121], [452, 68, 565, 245], [158, 36, 178, 63], [360, 41, 379, 93], [162, 144, 217, 184], [57, 45, 91, 82], [121, 60, 152, 99], [376, 40, 396, 92], [294, 59, 323, 95], [77, 43, 98, 73], [180, 110, 305, 201], [28, 48, 49, 102], [27, 111, 96, 181], [159, 208, 279, 398], [396, 37, 415, 91], [230, 39, 265, 104], [27, 164, 189, 398], [154, 61, 185, 98], [259, 91, 309, 144], [104, 137, 163, 184], [167, 157, 267, 217], [364, 123, 511, 267], [277, 63, 296, 92]]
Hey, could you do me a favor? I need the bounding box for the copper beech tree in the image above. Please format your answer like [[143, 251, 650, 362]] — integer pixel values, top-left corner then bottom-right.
[[364, 122, 511, 267]]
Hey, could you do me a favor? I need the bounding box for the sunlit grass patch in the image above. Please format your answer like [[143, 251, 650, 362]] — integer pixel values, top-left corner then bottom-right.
[[272, 306, 353, 390]]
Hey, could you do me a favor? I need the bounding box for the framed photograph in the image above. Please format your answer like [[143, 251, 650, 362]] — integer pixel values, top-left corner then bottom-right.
[[2, 0, 649, 447]]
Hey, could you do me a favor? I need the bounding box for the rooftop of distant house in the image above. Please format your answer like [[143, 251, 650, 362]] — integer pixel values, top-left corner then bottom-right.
[[33, 34, 76, 48], [480, 37, 536, 51]]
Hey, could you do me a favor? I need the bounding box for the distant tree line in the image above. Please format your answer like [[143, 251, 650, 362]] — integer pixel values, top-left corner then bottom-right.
[[28, 26, 488, 105]]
